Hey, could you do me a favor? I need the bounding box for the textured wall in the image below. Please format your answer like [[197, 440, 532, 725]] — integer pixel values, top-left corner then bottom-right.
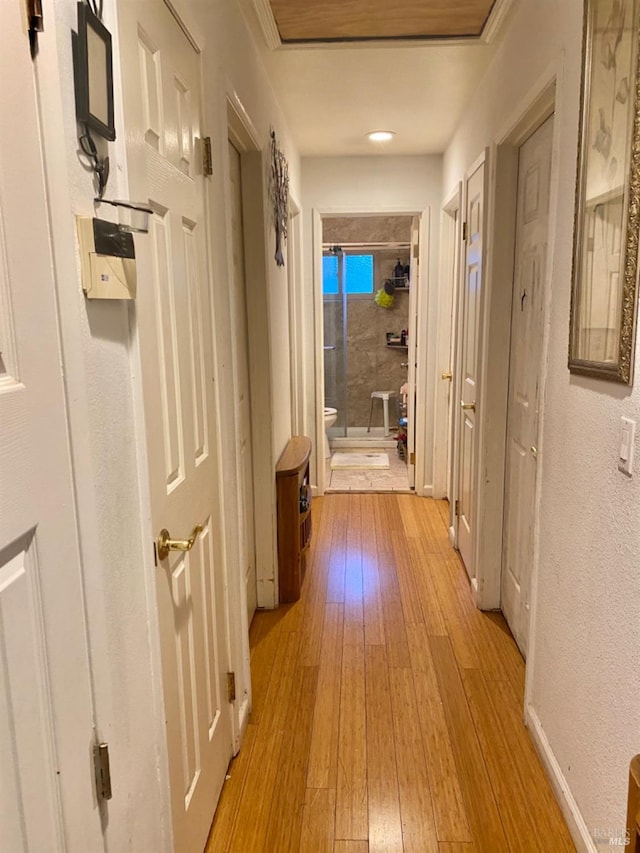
[[444, 0, 640, 844], [346, 250, 410, 428]]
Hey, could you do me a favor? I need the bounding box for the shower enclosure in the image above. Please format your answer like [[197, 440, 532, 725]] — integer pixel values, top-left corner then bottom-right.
[[323, 244, 410, 441], [323, 248, 348, 436]]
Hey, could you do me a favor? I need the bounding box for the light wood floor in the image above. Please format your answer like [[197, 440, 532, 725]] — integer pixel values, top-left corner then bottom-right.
[[207, 495, 575, 852]]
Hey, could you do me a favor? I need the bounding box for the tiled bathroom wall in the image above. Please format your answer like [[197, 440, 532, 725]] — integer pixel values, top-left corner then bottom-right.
[[323, 216, 412, 429]]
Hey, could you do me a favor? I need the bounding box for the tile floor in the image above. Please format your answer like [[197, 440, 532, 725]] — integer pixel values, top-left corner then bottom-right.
[[326, 446, 411, 492]]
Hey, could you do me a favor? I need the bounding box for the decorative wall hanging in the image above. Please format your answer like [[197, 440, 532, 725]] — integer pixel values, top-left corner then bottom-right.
[[570, 0, 640, 384], [270, 129, 289, 266], [73, 1, 114, 199], [72, 1, 115, 142]]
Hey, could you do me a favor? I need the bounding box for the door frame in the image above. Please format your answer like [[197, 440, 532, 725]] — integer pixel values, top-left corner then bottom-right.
[[433, 184, 462, 508], [473, 72, 558, 615], [450, 150, 488, 589], [222, 94, 278, 614], [312, 205, 431, 496], [287, 195, 304, 435]]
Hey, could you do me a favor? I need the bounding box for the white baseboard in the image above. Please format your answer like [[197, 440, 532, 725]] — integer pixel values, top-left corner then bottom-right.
[[233, 695, 251, 755], [525, 705, 596, 852]]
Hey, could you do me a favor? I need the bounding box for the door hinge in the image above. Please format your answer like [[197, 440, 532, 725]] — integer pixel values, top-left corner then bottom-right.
[[227, 672, 236, 703], [409, 451, 415, 465], [462, 221, 468, 241], [455, 499, 460, 516], [93, 743, 112, 801], [201, 136, 213, 176]]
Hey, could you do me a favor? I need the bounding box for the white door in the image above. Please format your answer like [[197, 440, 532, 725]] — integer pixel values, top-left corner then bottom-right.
[[0, 7, 102, 851], [118, 4, 233, 850], [228, 141, 257, 623], [502, 116, 554, 657], [406, 216, 420, 489], [456, 159, 485, 578]]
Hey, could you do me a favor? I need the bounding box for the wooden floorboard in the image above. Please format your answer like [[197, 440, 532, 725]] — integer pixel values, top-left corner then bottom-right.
[[207, 495, 576, 853]]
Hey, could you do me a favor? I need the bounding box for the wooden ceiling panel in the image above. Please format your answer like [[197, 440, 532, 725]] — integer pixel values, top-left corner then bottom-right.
[[269, 0, 497, 43]]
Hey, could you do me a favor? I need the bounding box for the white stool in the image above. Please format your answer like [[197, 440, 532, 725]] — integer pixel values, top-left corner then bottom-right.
[[368, 391, 396, 437]]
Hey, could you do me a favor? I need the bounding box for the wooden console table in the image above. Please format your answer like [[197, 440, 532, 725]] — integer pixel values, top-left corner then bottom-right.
[[276, 436, 312, 603]]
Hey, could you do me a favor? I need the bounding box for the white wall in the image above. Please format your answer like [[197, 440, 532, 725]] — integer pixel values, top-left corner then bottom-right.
[[301, 155, 443, 492], [36, 0, 300, 849], [444, 0, 640, 845]]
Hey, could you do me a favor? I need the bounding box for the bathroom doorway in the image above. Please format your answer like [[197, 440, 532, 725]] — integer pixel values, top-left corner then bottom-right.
[[321, 215, 415, 493]]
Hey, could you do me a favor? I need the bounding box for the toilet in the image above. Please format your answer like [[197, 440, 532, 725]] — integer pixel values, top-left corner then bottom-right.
[[323, 407, 337, 458]]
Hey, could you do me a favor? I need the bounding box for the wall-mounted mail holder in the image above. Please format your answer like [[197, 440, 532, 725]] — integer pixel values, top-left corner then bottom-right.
[[77, 216, 137, 299]]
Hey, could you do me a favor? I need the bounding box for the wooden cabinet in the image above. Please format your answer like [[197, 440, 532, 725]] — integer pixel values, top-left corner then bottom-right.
[[275, 436, 312, 603]]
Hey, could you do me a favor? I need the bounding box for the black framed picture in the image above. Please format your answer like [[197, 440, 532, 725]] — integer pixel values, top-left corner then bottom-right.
[[73, 2, 116, 141]]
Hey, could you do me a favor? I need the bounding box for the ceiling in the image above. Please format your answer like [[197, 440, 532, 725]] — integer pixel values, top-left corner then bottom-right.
[[269, 0, 497, 43], [239, 0, 513, 157]]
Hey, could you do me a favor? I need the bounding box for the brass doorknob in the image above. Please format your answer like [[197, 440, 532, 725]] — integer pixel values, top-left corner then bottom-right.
[[157, 524, 203, 561], [441, 372, 452, 380], [461, 401, 476, 411]]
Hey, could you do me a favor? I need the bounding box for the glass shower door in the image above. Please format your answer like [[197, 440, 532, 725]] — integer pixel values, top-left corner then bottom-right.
[[323, 250, 347, 437]]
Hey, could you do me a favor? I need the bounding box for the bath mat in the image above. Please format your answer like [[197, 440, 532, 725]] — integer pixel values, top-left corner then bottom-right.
[[331, 452, 389, 470]]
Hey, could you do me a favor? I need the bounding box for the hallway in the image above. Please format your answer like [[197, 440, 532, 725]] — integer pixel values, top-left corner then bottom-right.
[[207, 495, 575, 852]]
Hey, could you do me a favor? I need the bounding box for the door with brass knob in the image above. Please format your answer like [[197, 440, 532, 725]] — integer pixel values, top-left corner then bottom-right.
[[455, 155, 485, 582], [157, 524, 203, 561], [119, 1, 234, 849]]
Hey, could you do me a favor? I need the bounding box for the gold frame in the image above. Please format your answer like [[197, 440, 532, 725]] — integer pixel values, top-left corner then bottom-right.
[[570, 0, 640, 384]]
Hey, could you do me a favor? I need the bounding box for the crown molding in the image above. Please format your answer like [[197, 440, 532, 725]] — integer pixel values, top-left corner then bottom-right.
[[252, 0, 281, 50], [482, 0, 514, 44], [251, 0, 511, 51]]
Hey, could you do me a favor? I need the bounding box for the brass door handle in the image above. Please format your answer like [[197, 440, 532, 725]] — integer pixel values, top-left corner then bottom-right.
[[441, 372, 452, 380], [157, 524, 203, 561], [461, 401, 476, 411]]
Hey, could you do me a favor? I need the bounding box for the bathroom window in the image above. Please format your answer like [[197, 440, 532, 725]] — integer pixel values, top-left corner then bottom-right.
[[323, 254, 374, 295]]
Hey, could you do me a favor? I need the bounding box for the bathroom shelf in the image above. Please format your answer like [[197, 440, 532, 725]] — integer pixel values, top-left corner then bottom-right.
[[386, 343, 408, 350], [276, 436, 312, 603]]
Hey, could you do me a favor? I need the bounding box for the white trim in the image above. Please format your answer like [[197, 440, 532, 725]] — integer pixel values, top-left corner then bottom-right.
[[414, 208, 430, 497], [288, 195, 304, 435], [251, 0, 282, 50], [525, 706, 596, 853], [482, 0, 515, 44], [226, 84, 261, 151], [312, 209, 326, 494], [433, 184, 461, 501], [222, 84, 278, 617], [161, 0, 205, 51]]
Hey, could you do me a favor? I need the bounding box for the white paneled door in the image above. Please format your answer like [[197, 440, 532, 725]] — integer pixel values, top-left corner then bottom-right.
[[118, 3, 233, 850], [456, 158, 485, 580], [228, 141, 257, 624], [0, 6, 102, 852], [502, 115, 554, 657]]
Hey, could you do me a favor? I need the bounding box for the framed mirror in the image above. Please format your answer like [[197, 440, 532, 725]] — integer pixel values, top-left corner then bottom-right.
[[570, 0, 640, 384]]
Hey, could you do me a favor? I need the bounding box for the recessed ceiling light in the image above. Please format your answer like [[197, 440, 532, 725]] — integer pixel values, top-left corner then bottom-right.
[[367, 130, 395, 142]]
